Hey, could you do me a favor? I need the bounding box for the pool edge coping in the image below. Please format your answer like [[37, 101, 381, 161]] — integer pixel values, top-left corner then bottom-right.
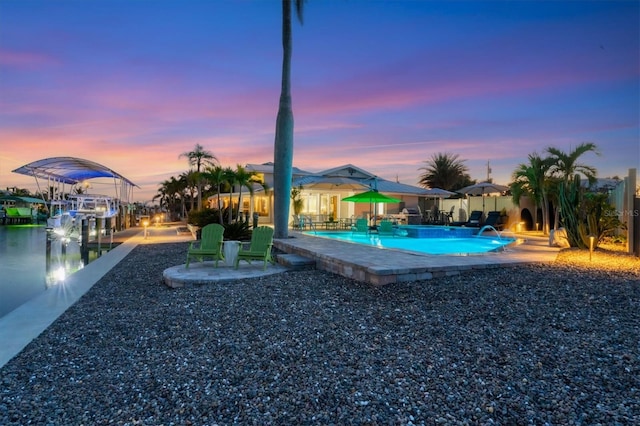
[[275, 231, 559, 286]]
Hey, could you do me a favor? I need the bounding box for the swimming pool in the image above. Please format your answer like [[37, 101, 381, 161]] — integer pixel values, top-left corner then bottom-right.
[[302, 230, 516, 255]]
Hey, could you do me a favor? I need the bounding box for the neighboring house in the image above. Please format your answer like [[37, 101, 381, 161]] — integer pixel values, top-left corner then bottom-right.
[[213, 162, 431, 226]]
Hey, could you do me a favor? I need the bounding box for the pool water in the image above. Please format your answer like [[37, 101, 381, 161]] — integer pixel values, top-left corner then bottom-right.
[[303, 230, 516, 255]]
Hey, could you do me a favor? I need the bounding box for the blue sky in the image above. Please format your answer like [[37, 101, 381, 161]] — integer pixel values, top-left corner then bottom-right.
[[0, 0, 638, 201]]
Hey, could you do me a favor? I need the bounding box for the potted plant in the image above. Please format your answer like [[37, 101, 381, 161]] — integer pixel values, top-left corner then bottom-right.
[[291, 185, 304, 216]]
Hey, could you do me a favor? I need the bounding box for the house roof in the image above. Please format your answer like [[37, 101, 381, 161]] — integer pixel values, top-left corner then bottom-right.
[[247, 162, 430, 196], [316, 164, 374, 179], [0, 195, 47, 204], [245, 162, 312, 177], [373, 179, 430, 196]]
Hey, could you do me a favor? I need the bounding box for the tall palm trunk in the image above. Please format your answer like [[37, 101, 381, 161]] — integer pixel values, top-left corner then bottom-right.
[[541, 192, 550, 234], [273, 0, 294, 239], [217, 184, 223, 224], [228, 187, 234, 224]]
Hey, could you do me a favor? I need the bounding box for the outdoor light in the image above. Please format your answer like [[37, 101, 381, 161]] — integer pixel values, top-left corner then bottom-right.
[[53, 266, 66, 283], [589, 235, 595, 262], [143, 219, 150, 239]]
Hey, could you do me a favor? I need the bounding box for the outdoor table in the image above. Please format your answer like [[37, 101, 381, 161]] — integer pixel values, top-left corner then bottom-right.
[[323, 221, 339, 230], [340, 218, 354, 229]]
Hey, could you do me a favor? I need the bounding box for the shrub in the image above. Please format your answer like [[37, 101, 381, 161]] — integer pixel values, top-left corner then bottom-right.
[[187, 208, 222, 227], [559, 176, 625, 249], [223, 221, 252, 241], [577, 192, 625, 248]]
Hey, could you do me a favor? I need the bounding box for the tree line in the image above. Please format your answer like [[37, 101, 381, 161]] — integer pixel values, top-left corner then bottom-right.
[[154, 144, 265, 225], [419, 144, 623, 248]]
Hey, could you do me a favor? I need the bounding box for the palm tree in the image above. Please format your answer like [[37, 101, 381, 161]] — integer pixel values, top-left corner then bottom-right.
[[546, 142, 600, 229], [154, 177, 185, 220], [510, 153, 552, 234], [179, 144, 218, 210], [546, 142, 600, 184], [180, 170, 199, 212], [419, 152, 473, 191], [223, 167, 237, 224], [273, 0, 305, 239], [203, 165, 227, 224], [233, 165, 260, 221]]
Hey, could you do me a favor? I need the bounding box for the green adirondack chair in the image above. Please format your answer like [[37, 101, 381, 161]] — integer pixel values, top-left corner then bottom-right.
[[235, 226, 275, 270], [351, 218, 369, 235], [186, 223, 225, 268], [377, 219, 396, 236]]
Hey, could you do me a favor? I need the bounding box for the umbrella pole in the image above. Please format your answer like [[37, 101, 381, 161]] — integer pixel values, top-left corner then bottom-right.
[[372, 201, 376, 226]]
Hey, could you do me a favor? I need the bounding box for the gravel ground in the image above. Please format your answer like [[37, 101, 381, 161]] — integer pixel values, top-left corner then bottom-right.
[[1, 242, 639, 425]]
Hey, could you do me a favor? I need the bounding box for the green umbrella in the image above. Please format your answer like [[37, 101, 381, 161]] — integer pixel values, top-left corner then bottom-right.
[[342, 190, 401, 203], [342, 190, 401, 226]]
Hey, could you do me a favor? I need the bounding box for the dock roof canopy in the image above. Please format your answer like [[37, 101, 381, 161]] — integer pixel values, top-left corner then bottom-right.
[[12, 157, 137, 187]]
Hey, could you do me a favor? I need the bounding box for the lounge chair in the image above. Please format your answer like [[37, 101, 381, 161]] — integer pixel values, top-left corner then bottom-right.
[[351, 218, 369, 235], [450, 210, 483, 227], [186, 223, 225, 268], [377, 219, 396, 236], [482, 211, 504, 230], [235, 226, 275, 270]]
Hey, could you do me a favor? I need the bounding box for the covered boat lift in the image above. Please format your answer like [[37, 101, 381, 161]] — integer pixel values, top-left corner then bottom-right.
[[12, 156, 137, 206], [12, 157, 138, 230]]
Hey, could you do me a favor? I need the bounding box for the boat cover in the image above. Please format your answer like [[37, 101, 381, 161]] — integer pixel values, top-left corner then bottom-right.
[[12, 157, 137, 187]]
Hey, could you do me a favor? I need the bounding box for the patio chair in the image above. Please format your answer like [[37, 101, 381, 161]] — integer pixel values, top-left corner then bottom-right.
[[234, 226, 275, 270], [186, 223, 225, 268], [429, 204, 440, 224], [444, 206, 455, 224], [450, 210, 483, 227], [377, 219, 396, 236], [351, 218, 369, 235], [482, 211, 504, 230], [304, 215, 317, 232], [292, 214, 304, 229]]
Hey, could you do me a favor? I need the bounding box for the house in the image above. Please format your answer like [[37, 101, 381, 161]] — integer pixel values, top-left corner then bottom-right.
[[214, 162, 431, 226]]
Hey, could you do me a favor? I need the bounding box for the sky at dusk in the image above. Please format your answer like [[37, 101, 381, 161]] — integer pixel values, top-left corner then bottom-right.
[[1, 0, 638, 202]]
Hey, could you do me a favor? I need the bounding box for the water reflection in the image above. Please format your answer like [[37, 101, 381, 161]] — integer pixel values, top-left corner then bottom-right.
[[45, 235, 86, 287], [0, 225, 95, 318]]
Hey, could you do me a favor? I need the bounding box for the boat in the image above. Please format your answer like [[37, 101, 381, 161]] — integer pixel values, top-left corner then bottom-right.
[[12, 156, 137, 241], [47, 194, 119, 241]]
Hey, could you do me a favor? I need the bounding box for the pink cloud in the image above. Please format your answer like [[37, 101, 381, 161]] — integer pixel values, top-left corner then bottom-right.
[[0, 48, 57, 68]]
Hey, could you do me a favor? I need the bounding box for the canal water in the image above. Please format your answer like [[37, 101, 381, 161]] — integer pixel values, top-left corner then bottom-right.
[[0, 225, 96, 318]]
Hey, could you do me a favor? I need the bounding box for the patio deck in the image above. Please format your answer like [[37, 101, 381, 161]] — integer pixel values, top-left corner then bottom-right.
[[274, 231, 559, 286]]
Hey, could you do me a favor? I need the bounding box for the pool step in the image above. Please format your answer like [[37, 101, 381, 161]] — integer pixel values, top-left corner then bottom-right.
[[277, 253, 316, 270]]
